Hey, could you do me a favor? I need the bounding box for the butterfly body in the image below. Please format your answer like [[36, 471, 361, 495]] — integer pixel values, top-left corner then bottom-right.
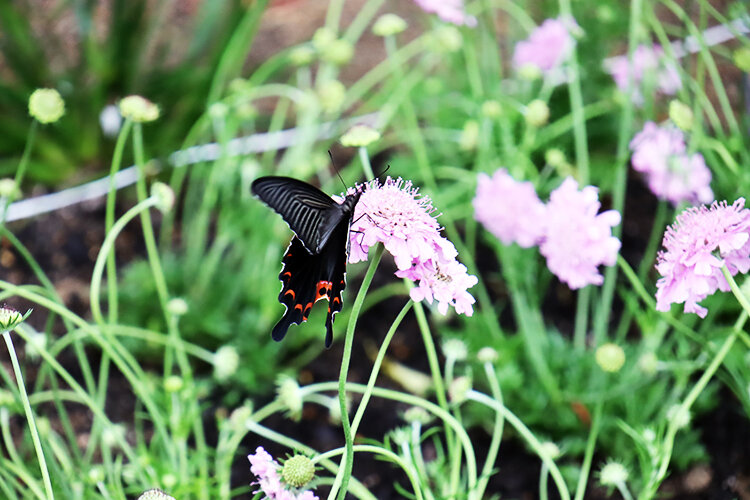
[[252, 176, 361, 347]]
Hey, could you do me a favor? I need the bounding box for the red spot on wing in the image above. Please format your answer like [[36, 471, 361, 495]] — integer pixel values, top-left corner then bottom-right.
[[315, 280, 333, 303], [284, 289, 296, 300]]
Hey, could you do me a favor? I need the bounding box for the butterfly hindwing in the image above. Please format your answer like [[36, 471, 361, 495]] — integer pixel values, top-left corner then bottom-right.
[[254, 175, 362, 346], [271, 221, 350, 347], [251, 176, 341, 253]]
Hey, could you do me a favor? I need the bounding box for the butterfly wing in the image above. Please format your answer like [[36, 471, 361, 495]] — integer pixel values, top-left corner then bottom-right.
[[272, 219, 350, 348], [252, 176, 344, 254]]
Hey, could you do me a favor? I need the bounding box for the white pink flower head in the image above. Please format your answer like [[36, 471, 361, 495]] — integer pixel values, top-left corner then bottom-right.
[[474, 170, 621, 289], [248, 447, 319, 500], [655, 199, 750, 318], [512, 17, 578, 75], [629, 121, 713, 206], [345, 177, 477, 316], [413, 0, 477, 27], [607, 45, 682, 105]]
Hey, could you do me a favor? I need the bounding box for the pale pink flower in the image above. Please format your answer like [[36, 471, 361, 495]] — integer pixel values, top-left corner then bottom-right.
[[608, 45, 682, 105], [347, 177, 477, 315], [248, 447, 319, 500], [473, 169, 546, 248], [655, 199, 750, 318], [513, 18, 576, 74], [629, 122, 713, 206], [413, 0, 477, 27], [539, 178, 621, 289]]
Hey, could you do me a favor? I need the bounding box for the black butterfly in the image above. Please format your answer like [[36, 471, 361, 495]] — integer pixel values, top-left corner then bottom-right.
[[251, 176, 362, 347]]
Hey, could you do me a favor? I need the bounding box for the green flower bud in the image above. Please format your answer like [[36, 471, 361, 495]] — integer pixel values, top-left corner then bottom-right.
[[402, 406, 432, 425], [372, 13, 407, 37], [277, 376, 303, 420], [36, 416, 51, 438], [151, 182, 175, 213], [477, 347, 498, 363], [524, 100, 549, 127], [289, 45, 315, 66], [138, 489, 176, 500], [281, 455, 316, 488], [101, 423, 126, 448], [599, 460, 629, 486], [733, 47, 750, 72], [25, 330, 47, 361], [459, 120, 480, 151], [87, 466, 105, 484], [119, 95, 160, 123], [316, 80, 347, 114], [340, 124, 381, 147], [163, 375, 183, 393], [166, 297, 188, 317], [481, 100, 502, 118], [312, 27, 336, 52], [213, 345, 239, 381], [545, 148, 566, 168], [229, 403, 254, 431], [442, 338, 468, 361], [0, 179, 18, 199], [448, 376, 472, 404], [595, 343, 625, 373], [637, 352, 658, 375], [161, 474, 177, 490], [320, 39, 354, 66], [0, 307, 31, 335], [669, 100, 693, 131], [209, 102, 229, 120], [666, 404, 690, 429], [518, 64, 542, 81], [539, 441, 561, 459], [28, 88, 65, 124], [432, 25, 462, 52]]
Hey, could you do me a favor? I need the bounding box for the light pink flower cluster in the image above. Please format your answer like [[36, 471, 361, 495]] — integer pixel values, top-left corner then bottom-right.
[[473, 169, 546, 248], [474, 170, 621, 289], [540, 178, 621, 289], [248, 447, 318, 500], [347, 177, 477, 315], [655, 199, 750, 318], [607, 45, 681, 105], [629, 122, 713, 206], [413, 0, 477, 27], [512, 18, 576, 74]]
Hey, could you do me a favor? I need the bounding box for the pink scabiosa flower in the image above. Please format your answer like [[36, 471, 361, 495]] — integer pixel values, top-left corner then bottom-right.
[[655, 199, 750, 318], [512, 18, 577, 75], [539, 178, 621, 289], [347, 177, 478, 315], [249, 447, 319, 500], [629, 122, 713, 206], [607, 45, 682, 105], [413, 0, 477, 27], [473, 169, 547, 248]]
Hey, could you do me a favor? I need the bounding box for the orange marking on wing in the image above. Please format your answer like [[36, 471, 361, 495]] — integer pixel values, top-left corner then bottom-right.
[[294, 304, 303, 312], [332, 297, 341, 305], [314, 281, 333, 303], [303, 303, 313, 320], [284, 289, 296, 300], [282, 271, 292, 279]]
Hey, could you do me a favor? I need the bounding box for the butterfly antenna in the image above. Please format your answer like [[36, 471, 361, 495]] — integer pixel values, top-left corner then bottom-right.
[[328, 150, 348, 190], [374, 164, 391, 182]]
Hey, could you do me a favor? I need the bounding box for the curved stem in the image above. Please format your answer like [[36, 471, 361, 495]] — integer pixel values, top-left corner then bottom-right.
[[330, 244, 384, 500]]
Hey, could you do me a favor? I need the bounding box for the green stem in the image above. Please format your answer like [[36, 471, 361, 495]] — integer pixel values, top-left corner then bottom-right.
[[330, 244, 384, 500], [2, 331, 54, 500], [1, 121, 38, 224], [474, 361, 506, 499], [573, 400, 602, 500]]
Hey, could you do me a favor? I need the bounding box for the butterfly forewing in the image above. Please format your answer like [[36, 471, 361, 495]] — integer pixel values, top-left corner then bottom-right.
[[252, 176, 338, 254]]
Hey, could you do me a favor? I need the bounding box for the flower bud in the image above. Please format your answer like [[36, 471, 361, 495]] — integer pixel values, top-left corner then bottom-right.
[[459, 120, 480, 151], [87, 466, 105, 484], [448, 376, 472, 404], [119, 95, 160, 123], [163, 375, 183, 393], [320, 39, 354, 66], [372, 14, 407, 37], [430, 25, 462, 52], [0, 306, 31, 334], [637, 352, 658, 375], [599, 460, 629, 486], [481, 100, 502, 118], [340, 124, 381, 147], [545, 148, 566, 168], [312, 27, 336, 52], [477, 347, 498, 363], [666, 404, 690, 429], [0, 389, 14, 407], [539, 441, 561, 459], [733, 47, 750, 72], [524, 100, 549, 127], [102, 423, 126, 448], [166, 297, 188, 317], [99, 104, 122, 137], [316, 80, 346, 114], [0, 179, 18, 199], [669, 100, 693, 131], [281, 455, 316, 488], [289, 45, 315, 66], [138, 489, 176, 500], [277, 376, 303, 420], [213, 345, 239, 381], [442, 338, 468, 361], [518, 64, 542, 81], [25, 330, 47, 361], [151, 182, 175, 213], [161, 473, 177, 490], [595, 343, 625, 373], [28, 88, 65, 124]]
